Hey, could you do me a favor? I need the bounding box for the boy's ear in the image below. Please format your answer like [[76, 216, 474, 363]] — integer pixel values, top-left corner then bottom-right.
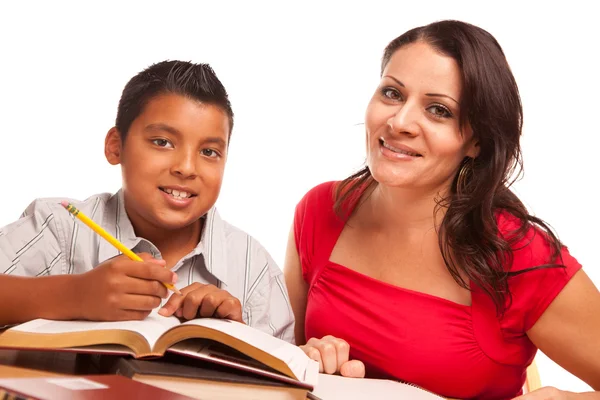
[[105, 127, 123, 165]]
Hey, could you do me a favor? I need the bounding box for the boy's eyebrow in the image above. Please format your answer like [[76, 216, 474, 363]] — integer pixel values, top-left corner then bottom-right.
[[145, 123, 227, 147], [145, 123, 181, 136], [202, 137, 227, 147]]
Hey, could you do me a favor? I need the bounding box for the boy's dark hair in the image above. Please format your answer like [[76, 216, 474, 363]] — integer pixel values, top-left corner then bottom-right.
[[115, 60, 234, 141]]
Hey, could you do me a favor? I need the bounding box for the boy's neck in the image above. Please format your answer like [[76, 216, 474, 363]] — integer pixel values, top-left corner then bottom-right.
[[139, 219, 204, 260], [125, 211, 204, 266]]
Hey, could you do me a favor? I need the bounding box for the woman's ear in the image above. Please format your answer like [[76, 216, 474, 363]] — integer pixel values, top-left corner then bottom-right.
[[466, 139, 480, 158], [104, 127, 123, 165]]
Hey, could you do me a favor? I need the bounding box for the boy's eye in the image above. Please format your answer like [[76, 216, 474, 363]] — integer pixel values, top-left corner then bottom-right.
[[201, 149, 219, 158], [152, 138, 173, 148], [426, 104, 453, 119]]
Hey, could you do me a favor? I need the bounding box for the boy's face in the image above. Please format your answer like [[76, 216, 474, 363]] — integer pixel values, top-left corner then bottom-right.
[[105, 93, 229, 232]]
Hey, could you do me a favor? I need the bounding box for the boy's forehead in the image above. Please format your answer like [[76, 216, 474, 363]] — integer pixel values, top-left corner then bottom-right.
[[136, 94, 230, 141]]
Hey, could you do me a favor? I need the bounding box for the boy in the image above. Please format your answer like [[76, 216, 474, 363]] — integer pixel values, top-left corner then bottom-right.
[[0, 61, 294, 343]]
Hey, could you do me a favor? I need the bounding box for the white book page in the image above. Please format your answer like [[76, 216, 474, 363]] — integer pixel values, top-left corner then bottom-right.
[[312, 374, 443, 400], [177, 318, 318, 385], [169, 340, 305, 385], [11, 310, 180, 349]]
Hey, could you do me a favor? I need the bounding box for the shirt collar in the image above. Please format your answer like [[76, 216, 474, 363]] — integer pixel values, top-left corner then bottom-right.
[[97, 189, 229, 285], [98, 190, 140, 262], [197, 206, 228, 285]]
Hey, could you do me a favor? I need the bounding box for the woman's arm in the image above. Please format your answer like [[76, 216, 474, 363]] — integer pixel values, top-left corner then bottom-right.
[[283, 225, 309, 345], [283, 225, 365, 377], [522, 269, 600, 398]]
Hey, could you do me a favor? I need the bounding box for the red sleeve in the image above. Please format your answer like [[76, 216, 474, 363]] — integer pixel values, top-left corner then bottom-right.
[[498, 213, 583, 334], [293, 181, 337, 284]]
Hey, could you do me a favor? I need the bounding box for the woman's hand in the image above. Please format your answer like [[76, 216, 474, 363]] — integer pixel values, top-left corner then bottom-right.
[[300, 335, 365, 377], [513, 387, 576, 400]]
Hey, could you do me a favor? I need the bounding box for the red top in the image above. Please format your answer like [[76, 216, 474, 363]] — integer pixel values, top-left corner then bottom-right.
[[294, 181, 582, 399]]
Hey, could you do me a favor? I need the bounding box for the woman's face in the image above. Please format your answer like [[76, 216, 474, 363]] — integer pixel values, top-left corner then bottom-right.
[[365, 41, 479, 194]]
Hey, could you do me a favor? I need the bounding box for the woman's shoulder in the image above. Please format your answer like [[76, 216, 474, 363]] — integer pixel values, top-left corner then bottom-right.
[[299, 181, 338, 203], [493, 211, 583, 333], [295, 181, 339, 217], [494, 210, 563, 270]]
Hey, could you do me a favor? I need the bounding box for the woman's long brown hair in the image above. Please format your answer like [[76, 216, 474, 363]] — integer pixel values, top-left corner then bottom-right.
[[334, 20, 563, 314]]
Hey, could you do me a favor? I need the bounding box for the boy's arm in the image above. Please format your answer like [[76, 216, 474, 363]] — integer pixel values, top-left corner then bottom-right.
[[0, 274, 81, 325], [0, 199, 174, 326], [0, 199, 68, 278], [244, 251, 295, 343], [0, 200, 81, 325]]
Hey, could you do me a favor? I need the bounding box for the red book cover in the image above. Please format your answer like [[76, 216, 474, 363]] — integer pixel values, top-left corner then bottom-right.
[[0, 374, 196, 400]]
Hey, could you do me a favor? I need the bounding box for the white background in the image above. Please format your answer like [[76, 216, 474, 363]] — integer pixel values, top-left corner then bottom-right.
[[0, 0, 597, 391]]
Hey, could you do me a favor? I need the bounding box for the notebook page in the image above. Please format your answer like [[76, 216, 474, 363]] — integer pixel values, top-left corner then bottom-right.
[[311, 374, 443, 400], [11, 310, 180, 349], [178, 318, 318, 385]]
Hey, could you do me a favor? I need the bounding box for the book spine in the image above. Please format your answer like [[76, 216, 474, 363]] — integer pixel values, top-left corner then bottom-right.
[[96, 356, 136, 379], [112, 358, 137, 379]]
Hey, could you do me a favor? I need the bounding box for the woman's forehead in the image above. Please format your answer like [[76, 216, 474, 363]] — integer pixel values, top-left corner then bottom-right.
[[382, 42, 462, 99]]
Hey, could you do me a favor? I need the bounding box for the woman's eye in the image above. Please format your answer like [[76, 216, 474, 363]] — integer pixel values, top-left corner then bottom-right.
[[201, 149, 218, 158], [427, 105, 452, 119], [152, 139, 173, 148], [382, 88, 402, 101]]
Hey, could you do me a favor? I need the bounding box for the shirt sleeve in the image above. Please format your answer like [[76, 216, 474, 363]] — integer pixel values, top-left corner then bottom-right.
[[243, 244, 295, 344], [498, 214, 583, 334], [294, 181, 337, 284], [0, 199, 67, 277]]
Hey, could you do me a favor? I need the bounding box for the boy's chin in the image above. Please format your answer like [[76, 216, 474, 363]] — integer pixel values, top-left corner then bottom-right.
[[152, 213, 204, 231]]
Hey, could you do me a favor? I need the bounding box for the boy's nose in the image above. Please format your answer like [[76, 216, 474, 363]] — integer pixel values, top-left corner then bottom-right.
[[171, 152, 198, 178]]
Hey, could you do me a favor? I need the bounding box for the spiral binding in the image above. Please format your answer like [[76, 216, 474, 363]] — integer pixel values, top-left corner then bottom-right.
[[402, 380, 446, 398]]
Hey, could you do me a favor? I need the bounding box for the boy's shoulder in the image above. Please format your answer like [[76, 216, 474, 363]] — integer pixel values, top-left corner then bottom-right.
[[216, 213, 266, 254], [22, 193, 114, 220], [211, 209, 278, 271]]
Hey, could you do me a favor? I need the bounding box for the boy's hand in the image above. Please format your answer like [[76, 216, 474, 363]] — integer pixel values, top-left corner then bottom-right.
[[74, 253, 177, 321], [158, 282, 243, 323]]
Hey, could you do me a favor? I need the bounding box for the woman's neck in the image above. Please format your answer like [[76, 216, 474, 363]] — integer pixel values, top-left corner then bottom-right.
[[364, 183, 449, 232]]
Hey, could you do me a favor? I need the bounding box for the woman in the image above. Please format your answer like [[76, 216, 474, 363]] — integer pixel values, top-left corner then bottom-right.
[[284, 20, 600, 399]]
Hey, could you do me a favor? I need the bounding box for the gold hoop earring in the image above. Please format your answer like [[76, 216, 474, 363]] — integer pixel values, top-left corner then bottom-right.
[[456, 158, 475, 194]]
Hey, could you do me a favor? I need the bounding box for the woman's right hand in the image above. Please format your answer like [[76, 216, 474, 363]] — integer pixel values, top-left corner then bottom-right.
[[300, 335, 365, 377]]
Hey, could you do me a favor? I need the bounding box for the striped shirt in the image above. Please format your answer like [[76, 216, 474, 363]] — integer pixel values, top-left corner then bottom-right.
[[0, 190, 294, 342]]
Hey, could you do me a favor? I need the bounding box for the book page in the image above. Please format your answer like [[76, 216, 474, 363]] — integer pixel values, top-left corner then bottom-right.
[[311, 374, 444, 400], [11, 310, 180, 349], [178, 318, 318, 385]]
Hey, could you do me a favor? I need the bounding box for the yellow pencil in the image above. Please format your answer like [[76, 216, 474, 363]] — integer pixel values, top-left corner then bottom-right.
[[60, 201, 181, 295]]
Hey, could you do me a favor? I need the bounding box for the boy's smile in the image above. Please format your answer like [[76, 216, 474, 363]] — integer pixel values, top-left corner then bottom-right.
[[105, 93, 229, 239], [158, 185, 198, 208]]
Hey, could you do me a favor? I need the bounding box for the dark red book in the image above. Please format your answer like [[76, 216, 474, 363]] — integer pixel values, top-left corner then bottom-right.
[[0, 374, 196, 400]]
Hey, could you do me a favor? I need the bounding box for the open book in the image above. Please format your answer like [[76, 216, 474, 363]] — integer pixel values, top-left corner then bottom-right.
[[0, 311, 318, 390]]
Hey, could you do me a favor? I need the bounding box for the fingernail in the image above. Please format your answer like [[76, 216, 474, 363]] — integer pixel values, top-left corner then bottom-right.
[[158, 307, 168, 315], [171, 273, 178, 284]]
